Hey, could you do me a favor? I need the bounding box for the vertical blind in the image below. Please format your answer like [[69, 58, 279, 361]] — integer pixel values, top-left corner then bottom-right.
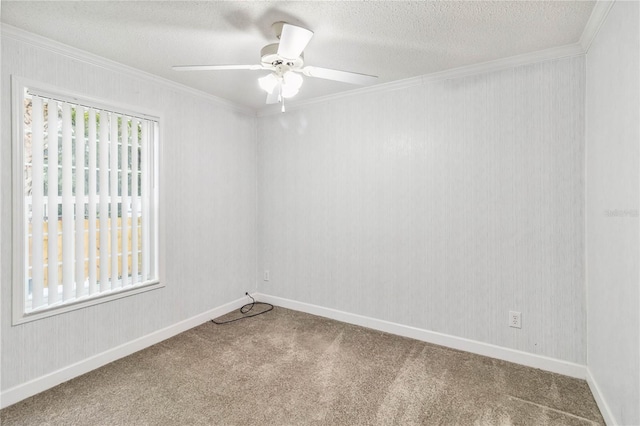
[[24, 89, 158, 313]]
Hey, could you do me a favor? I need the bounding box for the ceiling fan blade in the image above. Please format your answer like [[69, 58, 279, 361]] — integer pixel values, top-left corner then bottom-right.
[[302, 66, 378, 85], [266, 87, 280, 104], [277, 24, 314, 60], [172, 65, 265, 71]]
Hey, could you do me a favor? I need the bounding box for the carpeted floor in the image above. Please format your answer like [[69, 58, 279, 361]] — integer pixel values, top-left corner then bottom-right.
[[1, 306, 604, 425]]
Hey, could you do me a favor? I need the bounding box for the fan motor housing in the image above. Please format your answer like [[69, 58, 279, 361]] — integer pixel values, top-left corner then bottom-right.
[[260, 43, 304, 69]]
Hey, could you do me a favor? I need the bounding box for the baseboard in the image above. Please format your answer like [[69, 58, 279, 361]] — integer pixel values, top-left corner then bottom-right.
[[2, 294, 594, 412], [585, 368, 617, 426], [0, 296, 248, 409], [254, 293, 587, 380]]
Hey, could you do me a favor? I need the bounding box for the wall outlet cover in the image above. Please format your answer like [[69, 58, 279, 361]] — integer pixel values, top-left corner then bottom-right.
[[509, 311, 522, 328]]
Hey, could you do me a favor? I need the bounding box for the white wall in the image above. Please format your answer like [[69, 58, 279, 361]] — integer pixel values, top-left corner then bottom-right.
[[258, 56, 586, 363], [1, 32, 257, 392], [586, 1, 640, 424]]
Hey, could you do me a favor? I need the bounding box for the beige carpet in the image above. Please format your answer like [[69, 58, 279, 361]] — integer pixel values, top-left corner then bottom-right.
[[1, 306, 604, 425]]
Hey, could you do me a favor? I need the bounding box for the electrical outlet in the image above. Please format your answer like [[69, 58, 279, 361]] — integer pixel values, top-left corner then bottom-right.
[[509, 311, 522, 329], [263, 270, 270, 281]]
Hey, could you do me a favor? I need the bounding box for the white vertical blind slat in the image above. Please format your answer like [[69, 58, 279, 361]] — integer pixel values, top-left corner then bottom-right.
[[150, 123, 157, 279], [131, 119, 139, 284], [75, 106, 86, 298], [121, 118, 129, 287], [31, 96, 45, 309], [87, 109, 98, 295], [61, 103, 74, 301], [110, 115, 119, 289], [141, 121, 150, 281], [47, 100, 59, 305], [99, 112, 110, 292]]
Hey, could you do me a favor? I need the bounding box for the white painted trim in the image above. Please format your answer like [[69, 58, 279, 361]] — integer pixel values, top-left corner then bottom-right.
[[586, 368, 617, 426], [579, 1, 615, 52], [11, 74, 26, 328], [1, 22, 591, 119], [258, 43, 585, 116], [0, 295, 248, 409], [254, 293, 588, 379], [11, 75, 166, 325], [0, 10, 4, 417], [0, 24, 255, 117]]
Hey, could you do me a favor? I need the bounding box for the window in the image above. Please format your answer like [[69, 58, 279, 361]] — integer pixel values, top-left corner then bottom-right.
[[12, 78, 161, 324]]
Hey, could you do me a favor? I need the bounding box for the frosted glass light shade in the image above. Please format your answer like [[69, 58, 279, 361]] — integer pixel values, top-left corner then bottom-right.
[[259, 71, 304, 99], [281, 85, 299, 98], [284, 71, 303, 89], [258, 74, 279, 94], [281, 71, 303, 98]]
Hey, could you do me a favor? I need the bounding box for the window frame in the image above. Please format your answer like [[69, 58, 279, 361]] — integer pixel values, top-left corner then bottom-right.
[[12, 76, 163, 325]]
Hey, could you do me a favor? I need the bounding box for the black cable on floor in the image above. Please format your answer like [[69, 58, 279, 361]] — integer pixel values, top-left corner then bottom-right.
[[211, 293, 274, 325]]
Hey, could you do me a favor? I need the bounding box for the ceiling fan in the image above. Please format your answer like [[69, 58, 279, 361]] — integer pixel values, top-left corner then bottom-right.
[[172, 22, 378, 110]]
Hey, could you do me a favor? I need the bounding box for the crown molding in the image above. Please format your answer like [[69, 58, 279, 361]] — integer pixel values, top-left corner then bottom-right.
[[257, 42, 585, 117], [579, 1, 615, 52], [2, 20, 597, 119], [0, 24, 256, 116]]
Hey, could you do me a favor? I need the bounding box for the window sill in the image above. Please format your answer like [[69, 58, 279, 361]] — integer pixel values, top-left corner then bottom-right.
[[13, 280, 164, 325]]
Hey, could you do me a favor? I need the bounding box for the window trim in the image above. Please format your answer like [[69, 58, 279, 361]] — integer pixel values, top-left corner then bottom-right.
[[12, 76, 163, 325]]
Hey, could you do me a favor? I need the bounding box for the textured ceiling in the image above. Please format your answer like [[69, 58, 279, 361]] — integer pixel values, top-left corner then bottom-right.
[[1, 1, 595, 111]]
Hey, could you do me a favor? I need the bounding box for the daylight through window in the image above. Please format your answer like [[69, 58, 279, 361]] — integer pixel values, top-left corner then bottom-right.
[[17, 84, 160, 321]]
